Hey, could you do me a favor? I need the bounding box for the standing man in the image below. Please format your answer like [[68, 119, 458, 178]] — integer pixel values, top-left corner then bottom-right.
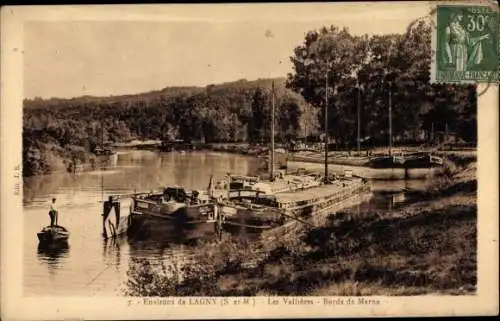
[[49, 198, 58, 227], [444, 12, 489, 71]]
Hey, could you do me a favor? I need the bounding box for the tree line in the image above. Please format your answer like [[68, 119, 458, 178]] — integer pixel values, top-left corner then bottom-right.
[[23, 19, 477, 176], [23, 78, 314, 176], [286, 19, 477, 147]]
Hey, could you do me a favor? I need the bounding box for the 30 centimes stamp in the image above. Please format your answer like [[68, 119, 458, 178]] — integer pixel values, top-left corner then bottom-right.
[[434, 4, 498, 83]]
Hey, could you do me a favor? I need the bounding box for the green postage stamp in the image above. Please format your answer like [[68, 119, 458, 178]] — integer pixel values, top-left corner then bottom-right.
[[434, 4, 498, 83]]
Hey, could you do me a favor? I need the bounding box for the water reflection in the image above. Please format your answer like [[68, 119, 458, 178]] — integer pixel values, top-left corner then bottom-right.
[[25, 150, 433, 296], [347, 190, 411, 217], [102, 238, 123, 272], [25, 151, 262, 296], [96, 154, 119, 168], [288, 161, 440, 180], [37, 242, 70, 276]]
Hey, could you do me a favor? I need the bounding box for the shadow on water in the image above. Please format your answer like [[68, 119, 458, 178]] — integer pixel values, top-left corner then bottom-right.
[[361, 191, 408, 211], [128, 230, 204, 251], [37, 242, 70, 274], [102, 237, 123, 271]]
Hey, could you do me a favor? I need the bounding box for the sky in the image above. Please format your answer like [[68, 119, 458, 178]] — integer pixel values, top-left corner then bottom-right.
[[23, 3, 431, 99]]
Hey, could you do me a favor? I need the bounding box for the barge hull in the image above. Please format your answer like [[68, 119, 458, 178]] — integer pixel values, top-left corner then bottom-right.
[[127, 213, 217, 241]]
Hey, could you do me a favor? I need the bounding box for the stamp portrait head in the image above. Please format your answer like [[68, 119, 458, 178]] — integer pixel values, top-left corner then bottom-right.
[[449, 12, 464, 23]]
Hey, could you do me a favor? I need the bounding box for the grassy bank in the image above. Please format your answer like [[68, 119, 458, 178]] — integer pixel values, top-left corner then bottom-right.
[[23, 142, 99, 177], [288, 148, 477, 168], [288, 151, 370, 167], [202, 143, 269, 157], [124, 163, 477, 296], [200, 144, 477, 168]]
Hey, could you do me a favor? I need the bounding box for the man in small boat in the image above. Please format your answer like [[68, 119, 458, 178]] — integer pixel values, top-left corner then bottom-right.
[[49, 198, 58, 227]]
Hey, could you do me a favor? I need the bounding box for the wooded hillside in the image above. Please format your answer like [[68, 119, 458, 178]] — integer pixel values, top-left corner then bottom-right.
[[23, 20, 477, 177]]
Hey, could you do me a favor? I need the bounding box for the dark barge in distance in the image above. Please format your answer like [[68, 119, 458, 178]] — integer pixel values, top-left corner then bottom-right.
[[159, 139, 195, 152], [369, 152, 443, 169]]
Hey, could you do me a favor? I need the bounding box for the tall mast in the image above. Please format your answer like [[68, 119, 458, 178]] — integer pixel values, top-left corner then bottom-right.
[[386, 40, 394, 157], [431, 122, 434, 149], [444, 121, 448, 151], [101, 121, 104, 202], [324, 67, 329, 184], [388, 83, 393, 156], [101, 120, 104, 149], [357, 81, 361, 153], [270, 81, 275, 181]]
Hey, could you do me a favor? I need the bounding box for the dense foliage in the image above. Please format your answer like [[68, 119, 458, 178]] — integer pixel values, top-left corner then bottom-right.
[[286, 20, 477, 147], [23, 78, 313, 176], [23, 20, 477, 176]]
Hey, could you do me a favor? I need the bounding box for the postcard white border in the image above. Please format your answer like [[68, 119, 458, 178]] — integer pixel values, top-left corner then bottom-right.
[[1, 2, 498, 319]]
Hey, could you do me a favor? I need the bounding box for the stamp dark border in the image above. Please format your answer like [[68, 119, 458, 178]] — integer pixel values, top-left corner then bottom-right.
[[433, 4, 498, 83]]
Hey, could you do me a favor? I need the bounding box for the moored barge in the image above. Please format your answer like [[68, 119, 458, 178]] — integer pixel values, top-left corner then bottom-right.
[[218, 171, 371, 232], [127, 186, 219, 240], [102, 186, 219, 241]]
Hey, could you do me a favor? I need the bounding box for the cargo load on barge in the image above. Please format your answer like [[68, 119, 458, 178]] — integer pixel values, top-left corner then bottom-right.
[[217, 171, 371, 232]]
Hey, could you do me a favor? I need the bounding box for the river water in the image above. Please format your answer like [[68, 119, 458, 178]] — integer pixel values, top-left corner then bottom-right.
[[23, 150, 430, 296]]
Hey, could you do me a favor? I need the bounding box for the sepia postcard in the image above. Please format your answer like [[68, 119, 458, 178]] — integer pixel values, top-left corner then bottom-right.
[[1, 1, 498, 319]]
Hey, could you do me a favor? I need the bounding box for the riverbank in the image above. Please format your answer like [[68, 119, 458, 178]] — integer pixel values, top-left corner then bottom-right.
[[125, 162, 477, 296], [195, 144, 477, 169], [22, 142, 101, 177], [287, 148, 477, 168], [288, 151, 370, 166], [202, 143, 269, 157], [24, 141, 476, 179]]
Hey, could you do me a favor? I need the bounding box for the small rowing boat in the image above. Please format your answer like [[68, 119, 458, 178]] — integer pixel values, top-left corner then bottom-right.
[[37, 225, 70, 244]]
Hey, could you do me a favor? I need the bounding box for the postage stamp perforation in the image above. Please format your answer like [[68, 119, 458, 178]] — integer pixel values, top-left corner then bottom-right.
[[430, 2, 498, 84]]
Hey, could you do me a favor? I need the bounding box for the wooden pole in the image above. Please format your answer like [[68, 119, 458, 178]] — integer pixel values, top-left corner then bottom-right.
[[357, 82, 361, 153], [388, 83, 393, 156], [324, 68, 329, 184], [270, 81, 275, 182]]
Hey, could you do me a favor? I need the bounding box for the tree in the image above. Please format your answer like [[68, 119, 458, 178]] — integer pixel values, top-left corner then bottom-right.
[[248, 88, 268, 143], [286, 26, 369, 145], [286, 20, 477, 149], [278, 96, 302, 141]]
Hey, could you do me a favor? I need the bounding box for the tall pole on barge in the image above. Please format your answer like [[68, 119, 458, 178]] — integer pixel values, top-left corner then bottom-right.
[[388, 82, 393, 156], [357, 81, 361, 153], [270, 80, 275, 182], [324, 66, 329, 184], [100, 121, 104, 203]]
